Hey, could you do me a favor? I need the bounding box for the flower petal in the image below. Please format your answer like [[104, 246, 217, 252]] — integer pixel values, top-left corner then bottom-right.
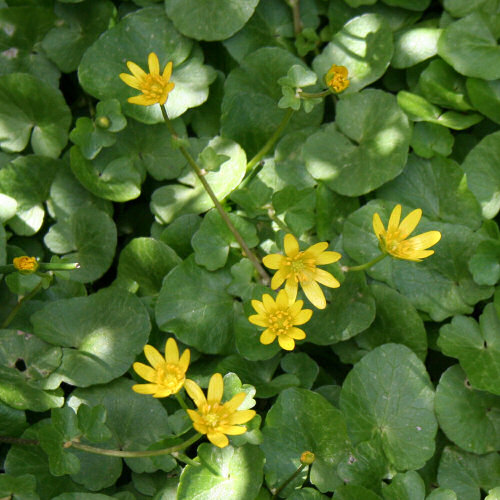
[[284, 234, 299, 257], [133, 362, 157, 383], [132, 383, 160, 395], [262, 253, 284, 270], [260, 329, 276, 345], [148, 52, 160, 75], [126, 61, 147, 80], [276, 289, 289, 309], [278, 335, 295, 350], [262, 294, 277, 312], [228, 410, 256, 425], [407, 231, 442, 250], [119, 73, 141, 90], [398, 209, 422, 240], [184, 379, 207, 408], [220, 425, 247, 436], [224, 392, 246, 411], [251, 299, 266, 315], [315, 251, 342, 265], [288, 299, 304, 315], [128, 95, 154, 106], [293, 308, 313, 325], [387, 204, 401, 234], [271, 267, 288, 289], [143, 344, 164, 369], [312, 268, 340, 288], [284, 279, 298, 303], [165, 337, 179, 364], [301, 280, 326, 309], [303, 242, 328, 258], [163, 60, 173, 80], [179, 349, 190, 372], [287, 327, 306, 340], [248, 314, 267, 327], [372, 212, 385, 240], [207, 431, 229, 448], [207, 373, 223, 403], [153, 387, 174, 398]]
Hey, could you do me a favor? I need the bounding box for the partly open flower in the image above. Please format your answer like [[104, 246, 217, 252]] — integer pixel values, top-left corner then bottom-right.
[[13, 256, 38, 273], [119, 52, 175, 106], [249, 289, 312, 351], [262, 234, 341, 309], [184, 373, 256, 448], [324, 64, 349, 93], [373, 204, 441, 261], [132, 338, 190, 398]]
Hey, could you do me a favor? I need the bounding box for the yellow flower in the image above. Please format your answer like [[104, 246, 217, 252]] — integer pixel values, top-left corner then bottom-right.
[[184, 373, 256, 448], [132, 337, 190, 398], [324, 64, 349, 93], [249, 290, 312, 351], [13, 256, 38, 273], [262, 234, 341, 309], [372, 204, 442, 261], [119, 52, 175, 106]]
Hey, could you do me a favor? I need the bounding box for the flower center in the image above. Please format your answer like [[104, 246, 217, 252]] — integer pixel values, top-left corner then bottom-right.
[[200, 403, 229, 430], [328, 74, 347, 92], [285, 254, 315, 282], [268, 310, 293, 336], [142, 74, 166, 99], [156, 363, 184, 390]]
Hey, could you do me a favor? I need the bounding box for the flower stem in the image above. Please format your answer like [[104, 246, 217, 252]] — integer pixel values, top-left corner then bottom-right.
[[285, 0, 303, 36], [38, 262, 80, 271], [265, 205, 291, 233], [160, 105, 269, 285], [69, 432, 202, 458], [175, 392, 189, 412], [172, 451, 200, 466], [299, 89, 333, 99], [1, 281, 44, 329], [246, 108, 294, 172], [347, 253, 388, 272], [271, 463, 307, 499]]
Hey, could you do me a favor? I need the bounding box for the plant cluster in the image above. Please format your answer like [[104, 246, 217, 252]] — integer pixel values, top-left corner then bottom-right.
[[1, 0, 500, 499]]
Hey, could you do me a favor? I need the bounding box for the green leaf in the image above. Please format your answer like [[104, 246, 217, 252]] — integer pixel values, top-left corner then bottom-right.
[[435, 364, 500, 454], [410, 122, 454, 159], [44, 207, 117, 283], [77, 404, 112, 443], [466, 78, 500, 124], [41, 0, 116, 72], [0, 473, 38, 500], [78, 7, 215, 122], [377, 154, 482, 229], [306, 271, 376, 345], [469, 239, 500, 286], [261, 387, 349, 493], [313, 14, 393, 93], [0, 329, 63, 411], [156, 256, 234, 354], [304, 89, 410, 196], [486, 487, 500, 500], [117, 237, 181, 295], [438, 12, 500, 80], [160, 214, 201, 258], [221, 47, 323, 157], [177, 444, 264, 499], [0, 400, 27, 436], [437, 446, 500, 500], [438, 303, 500, 396], [340, 344, 437, 470], [31, 287, 150, 387], [382, 0, 430, 10], [462, 130, 500, 218], [70, 118, 117, 160], [151, 136, 246, 223], [68, 377, 171, 474], [334, 484, 382, 500], [280, 352, 319, 390], [426, 490, 457, 500], [0, 73, 70, 157], [288, 488, 329, 500], [392, 25, 442, 68], [381, 471, 425, 500], [165, 0, 259, 41], [192, 209, 258, 271]]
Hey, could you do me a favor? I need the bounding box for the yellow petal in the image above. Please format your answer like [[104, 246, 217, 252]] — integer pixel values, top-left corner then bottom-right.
[[278, 335, 295, 350], [251, 299, 266, 315], [260, 330, 276, 345], [143, 344, 164, 369], [301, 280, 326, 309], [186, 409, 203, 423], [408, 249, 434, 260], [271, 267, 288, 289], [287, 327, 306, 340], [407, 231, 442, 250], [148, 52, 160, 75], [284, 233, 299, 257], [262, 294, 277, 312], [184, 379, 206, 408], [220, 425, 247, 436], [128, 95, 155, 106], [284, 279, 298, 303], [119, 73, 141, 90], [207, 431, 229, 448], [387, 204, 402, 234], [313, 268, 340, 289], [153, 387, 174, 398], [372, 212, 385, 240], [192, 420, 209, 435], [398, 209, 422, 240], [293, 308, 313, 325], [179, 348, 190, 372], [315, 251, 342, 265], [228, 409, 256, 425], [303, 242, 329, 258], [288, 299, 304, 315], [163, 60, 173, 80], [248, 314, 268, 327], [224, 392, 246, 412], [276, 289, 289, 309], [126, 60, 147, 80], [133, 362, 157, 383], [165, 337, 179, 364], [262, 253, 284, 270], [132, 383, 160, 395], [207, 373, 223, 403]]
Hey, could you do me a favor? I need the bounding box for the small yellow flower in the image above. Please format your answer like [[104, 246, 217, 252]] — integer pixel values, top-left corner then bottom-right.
[[249, 290, 312, 351], [262, 234, 341, 309], [119, 52, 175, 106], [184, 373, 256, 448], [13, 256, 38, 273], [300, 451, 316, 465], [372, 204, 442, 262], [324, 64, 349, 93], [132, 337, 190, 398]]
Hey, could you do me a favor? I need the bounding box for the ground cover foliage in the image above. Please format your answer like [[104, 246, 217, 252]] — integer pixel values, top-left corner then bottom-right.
[[1, 0, 500, 498]]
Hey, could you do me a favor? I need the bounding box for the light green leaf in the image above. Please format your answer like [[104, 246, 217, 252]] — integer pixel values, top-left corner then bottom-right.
[[469, 239, 500, 286], [466, 78, 500, 124], [340, 344, 437, 470], [382, 471, 426, 500], [410, 122, 454, 159], [0, 473, 38, 500], [392, 25, 442, 68], [334, 484, 383, 500]]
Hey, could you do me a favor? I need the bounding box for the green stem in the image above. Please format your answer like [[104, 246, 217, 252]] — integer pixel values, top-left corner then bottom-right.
[[70, 432, 202, 458], [1, 281, 44, 329], [246, 108, 294, 172], [160, 106, 269, 285], [265, 205, 291, 233], [172, 451, 200, 466], [38, 262, 80, 271], [175, 392, 189, 412], [271, 463, 306, 499], [347, 253, 388, 272], [286, 0, 303, 36], [299, 89, 332, 99]]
